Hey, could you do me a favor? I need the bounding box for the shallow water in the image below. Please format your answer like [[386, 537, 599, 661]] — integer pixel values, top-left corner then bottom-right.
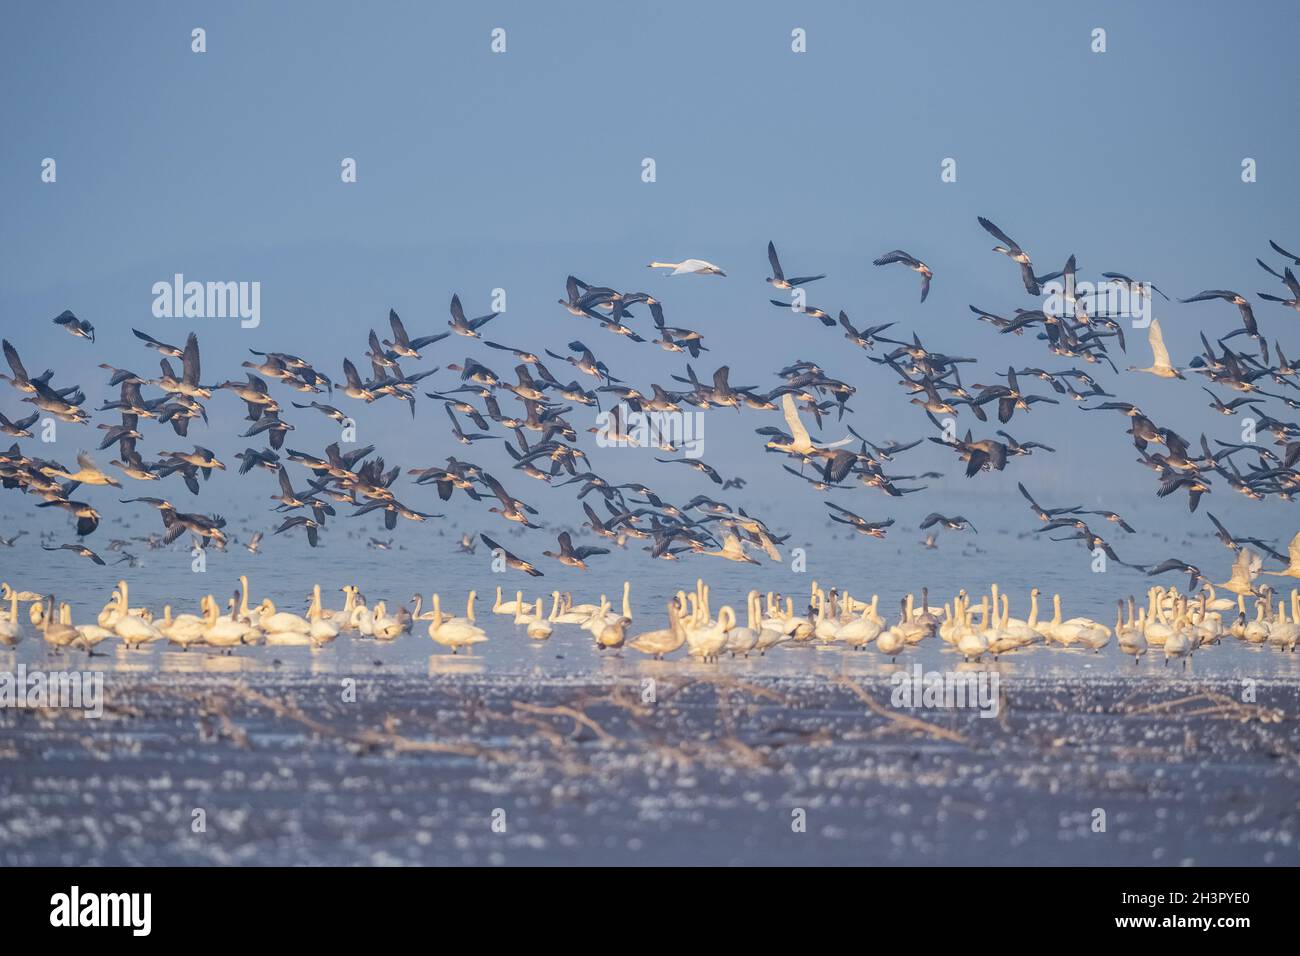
[[3, 672, 1297, 865], [4, 508, 1299, 682]]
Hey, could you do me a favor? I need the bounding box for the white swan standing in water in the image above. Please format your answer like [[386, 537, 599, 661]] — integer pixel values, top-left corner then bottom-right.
[[629, 601, 686, 659], [958, 600, 991, 662], [837, 598, 884, 649], [569, 581, 632, 624], [70, 605, 114, 654], [257, 598, 312, 643], [999, 588, 1044, 647], [755, 597, 795, 654], [548, 591, 590, 624], [158, 604, 206, 650], [0, 593, 22, 646], [370, 601, 407, 640], [201, 595, 254, 652], [492, 586, 527, 616], [40, 595, 80, 651], [511, 592, 534, 625], [430, 590, 477, 627], [525, 599, 552, 641], [812, 588, 842, 644], [237, 575, 264, 628], [875, 600, 910, 661], [1117, 600, 1147, 664], [428, 594, 487, 653], [111, 589, 162, 648], [1, 582, 41, 603], [1162, 600, 1192, 667], [1267, 597, 1299, 651], [1044, 594, 1090, 647], [307, 585, 340, 647], [725, 592, 760, 657], [685, 605, 734, 662]]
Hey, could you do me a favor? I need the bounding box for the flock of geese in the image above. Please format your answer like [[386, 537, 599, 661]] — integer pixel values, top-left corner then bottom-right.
[[4, 222, 1300, 647], [3, 573, 1296, 667]]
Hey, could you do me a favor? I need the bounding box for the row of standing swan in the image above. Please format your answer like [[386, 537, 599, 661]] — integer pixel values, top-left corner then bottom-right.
[[2, 576, 1295, 664]]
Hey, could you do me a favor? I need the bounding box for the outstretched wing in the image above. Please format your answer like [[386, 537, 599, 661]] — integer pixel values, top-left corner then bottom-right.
[[781, 393, 811, 448], [977, 216, 1019, 250], [1147, 318, 1172, 369], [3, 340, 27, 380], [766, 241, 784, 282]]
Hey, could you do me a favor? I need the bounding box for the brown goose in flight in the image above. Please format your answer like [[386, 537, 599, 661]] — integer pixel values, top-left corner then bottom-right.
[[1180, 289, 1259, 341], [977, 216, 1041, 295], [52, 310, 94, 342], [765, 241, 825, 290], [872, 250, 933, 302]]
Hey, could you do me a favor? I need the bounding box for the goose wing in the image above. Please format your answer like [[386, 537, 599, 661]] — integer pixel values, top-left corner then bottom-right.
[[766, 241, 785, 282], [3, 340, 28, 380], [872, 250, 918, 267], [388, 309, 411, 347], [977, 216, 1020, 252], [182, 333, 201, 385]]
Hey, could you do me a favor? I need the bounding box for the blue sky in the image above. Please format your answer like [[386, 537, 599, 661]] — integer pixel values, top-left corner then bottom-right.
[[2, 1, 1299, 535]]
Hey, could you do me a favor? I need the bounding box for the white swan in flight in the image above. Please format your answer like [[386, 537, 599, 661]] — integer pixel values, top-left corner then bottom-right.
[[1128, 317, 1183, 379], [1263, 531, 1300, 579], [769, 393, 854, 456], [646, 258, 726, 277]]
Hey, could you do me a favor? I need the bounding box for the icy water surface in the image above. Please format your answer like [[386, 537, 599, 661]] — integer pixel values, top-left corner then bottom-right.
[[2, 673, 1297, 866], [3, 500, 1299, 679], [5, 502, 1300, 866]]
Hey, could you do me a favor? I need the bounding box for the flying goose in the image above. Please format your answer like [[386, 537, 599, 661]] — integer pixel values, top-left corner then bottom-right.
[[0, 410, 39, 438], [872, 250, 933, 302], [919, 513, 977, 533], [43, 543, 106, 565], [52, 310, 94, 342], [765, 241, 825, 290], [480, 533, 544, 576], [1258, 266, 1300, 312], [131, 328, 185, 358], [274, 515, 320, 547], [384, 308, 449, 357], [1100, 272, 1170, 301], [447, 294, 499, 338], [1145, 558, 1205, 592], [826, 502, 893, 538], [768, 297, 835, 326], [977, 216, 1041, 294], [838, 312, 894, 351], [542, 530, 610, 570], [1180, 289, 1259, 341]]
